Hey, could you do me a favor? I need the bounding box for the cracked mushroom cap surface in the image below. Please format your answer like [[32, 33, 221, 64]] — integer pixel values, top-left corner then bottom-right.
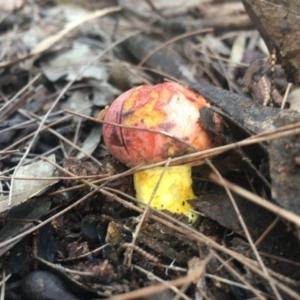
[[103, 82, 216, 166]]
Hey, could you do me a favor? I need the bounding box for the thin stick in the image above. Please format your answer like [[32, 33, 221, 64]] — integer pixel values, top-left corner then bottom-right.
[[8, 27, 147, 207], [0, 74, 40, 121], [0, 176, 298, 299], [65, 109, 199, 152], [101, 188, 300, 298], [67, 108, 300, 168], [123, 158, 171, 267], [281, 83, 292, 109], [210, 174, 300, 227], [110, 254, 212, 300], [138, 28, 213, 67], [132, 265, 191, 300], [254, 216, 280, 248], [206, 159, 281, 300], [0, 269, 6, 300], [211, 250, 266, 300], [56, 244, 111, 262]]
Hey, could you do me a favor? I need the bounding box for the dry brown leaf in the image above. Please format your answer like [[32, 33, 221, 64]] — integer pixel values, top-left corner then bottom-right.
[[41, 42, 108, 82], [62, 91, 92, 122], [31, 6, 121, 55], [77, 125, 102, 159], [0, 155, 57, 212], [0, 6, 121, 69]]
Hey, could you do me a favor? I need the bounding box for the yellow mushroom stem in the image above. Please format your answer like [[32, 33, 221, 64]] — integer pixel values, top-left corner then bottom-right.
[[134, 165, 198, 223]]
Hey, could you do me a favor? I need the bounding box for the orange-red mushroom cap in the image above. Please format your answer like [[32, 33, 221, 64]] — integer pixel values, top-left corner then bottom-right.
[[103, 82, 215, 166]]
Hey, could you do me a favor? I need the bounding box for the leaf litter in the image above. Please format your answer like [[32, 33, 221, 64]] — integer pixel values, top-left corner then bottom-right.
[[1, 1, 300, 299], [0, 154, 57, 212]]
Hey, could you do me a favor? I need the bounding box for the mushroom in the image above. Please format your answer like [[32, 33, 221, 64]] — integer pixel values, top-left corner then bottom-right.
[[102, 82, 219, 223]]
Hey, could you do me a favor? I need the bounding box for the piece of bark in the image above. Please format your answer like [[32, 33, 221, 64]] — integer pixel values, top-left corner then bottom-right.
[[199, 106, 270, 188], [242, 0, 300, 84], [192, 83, 300, 225], [123, 34, 198, 84], [190, 83, 300, 134], [268, 115, 300, 215]]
